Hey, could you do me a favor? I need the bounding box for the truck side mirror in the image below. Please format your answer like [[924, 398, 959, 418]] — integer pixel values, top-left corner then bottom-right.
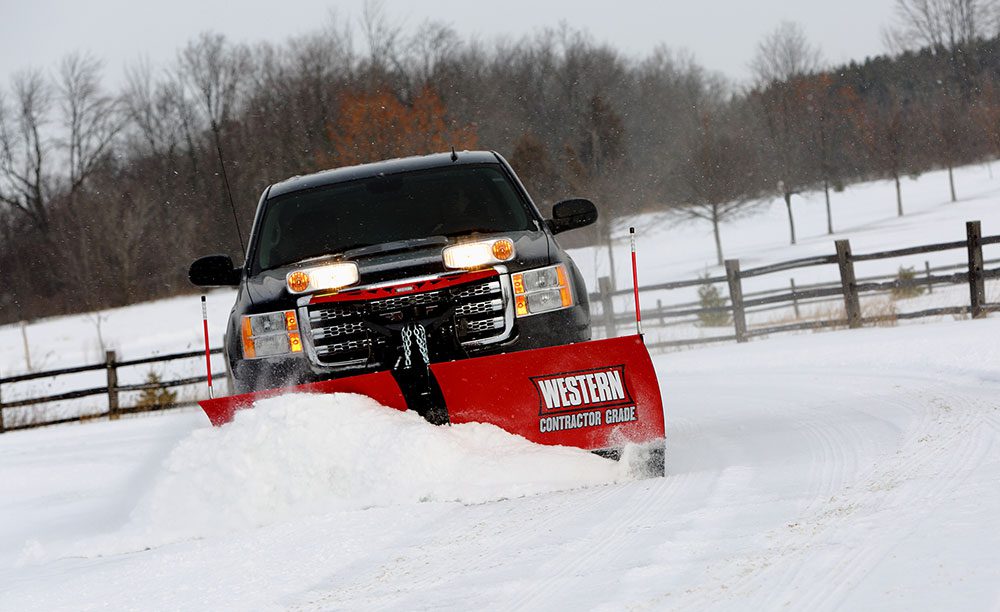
[[189, 254, 242, 287], [546, 198, 598, 234]]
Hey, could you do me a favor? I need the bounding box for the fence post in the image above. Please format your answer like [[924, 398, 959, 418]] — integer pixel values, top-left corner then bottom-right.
[[790, 278, 800, 319], [924, 260, 933, 294], [106, 350, 119, 421], [967, 221, 985, 319], [725, 259, 748, 343], [598, 276, 617, 339], [836, 240, 862, 328]]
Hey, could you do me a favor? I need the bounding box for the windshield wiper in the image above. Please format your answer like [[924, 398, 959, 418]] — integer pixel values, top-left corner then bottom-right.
[[343, 236, 449, 258]]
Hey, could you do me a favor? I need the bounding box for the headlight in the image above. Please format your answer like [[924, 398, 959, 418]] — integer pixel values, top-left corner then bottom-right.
[[442, 238, 515, 270], [512, 264, 574, 317], [241, 310, 303, 358], [286, 262, 359, 294]]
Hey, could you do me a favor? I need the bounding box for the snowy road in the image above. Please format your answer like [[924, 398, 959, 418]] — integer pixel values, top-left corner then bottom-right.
[[2, 318, 1000, 611]]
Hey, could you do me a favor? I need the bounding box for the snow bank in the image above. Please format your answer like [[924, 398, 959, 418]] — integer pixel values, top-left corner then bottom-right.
[[123, 393, 627, 542]]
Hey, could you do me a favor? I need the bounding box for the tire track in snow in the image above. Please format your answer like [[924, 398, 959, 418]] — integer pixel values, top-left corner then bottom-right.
[[797, 392, 991, 611], [735, 387, 995, 611]]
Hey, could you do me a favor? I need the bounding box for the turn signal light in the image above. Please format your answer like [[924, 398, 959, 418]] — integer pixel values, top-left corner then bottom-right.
[[491, 239, 515, 261], [287, 271, 310, 293]]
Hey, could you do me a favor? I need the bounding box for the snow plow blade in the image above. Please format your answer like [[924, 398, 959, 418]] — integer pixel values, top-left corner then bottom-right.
[[431, 335, 664, 452], [198, 335, 664, 455]]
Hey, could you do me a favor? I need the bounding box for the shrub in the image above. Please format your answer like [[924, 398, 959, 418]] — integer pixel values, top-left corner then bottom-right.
[[135, 371, 177, 411], [697, 274, 731, 327], [891, 266, 925, 300]]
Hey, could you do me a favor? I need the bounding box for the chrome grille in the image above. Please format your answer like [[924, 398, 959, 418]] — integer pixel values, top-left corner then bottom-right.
[[369, 291, 445, 312], [304, 274, 511, 367], [455, 298, 503, 316], [464, 316, 505, 334], [454, 281, 500, 299], [312, 321, 366, 340]]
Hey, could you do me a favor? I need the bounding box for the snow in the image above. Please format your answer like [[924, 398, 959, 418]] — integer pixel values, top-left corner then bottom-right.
[[2, 317, 999, 609], [2, 162, 1000, 609]]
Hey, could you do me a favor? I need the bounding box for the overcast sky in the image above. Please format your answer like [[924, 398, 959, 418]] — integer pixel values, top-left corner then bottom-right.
[[1, 0, 898, 87]]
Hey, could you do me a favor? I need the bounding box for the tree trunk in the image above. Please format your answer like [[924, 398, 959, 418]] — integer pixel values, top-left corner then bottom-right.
[[712, 210, 723, 266], [895, 173, 903, 217], [948, 164, 956, 202], [824, 178, 833, 235], [784, 191, 796, 245], [606, 228, 617, 290]]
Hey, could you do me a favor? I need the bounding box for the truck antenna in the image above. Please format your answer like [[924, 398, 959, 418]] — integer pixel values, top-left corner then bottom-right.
[[211, 119, 246, 256], [450, 146, 458, 162]]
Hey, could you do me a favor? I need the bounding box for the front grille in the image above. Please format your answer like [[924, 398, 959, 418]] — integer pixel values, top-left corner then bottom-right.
[[304, 274, 510, 367]]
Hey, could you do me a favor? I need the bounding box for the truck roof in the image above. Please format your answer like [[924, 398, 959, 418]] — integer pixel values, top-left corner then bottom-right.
[[268, 150, 504, 199]]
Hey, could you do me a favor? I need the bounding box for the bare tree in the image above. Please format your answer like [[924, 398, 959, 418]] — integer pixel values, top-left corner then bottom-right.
[[751, 22, 822, 85], [176, 32, 251, 254], [56, 53, 122, 205], [360, 0, 405, 83], [751, 22, 822, 245], [677, 111, 760, 265], [886, 0, 999, 50], [851, 87, 914, 216], [0, 71, 51, 232]]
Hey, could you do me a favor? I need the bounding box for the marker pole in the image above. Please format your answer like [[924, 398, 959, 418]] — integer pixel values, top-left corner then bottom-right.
[[630, 227, 642, 336], [201, 295, 214, 399]]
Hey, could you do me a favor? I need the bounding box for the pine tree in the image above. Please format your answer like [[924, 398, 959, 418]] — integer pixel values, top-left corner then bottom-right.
[[135, 371, 177, 410]]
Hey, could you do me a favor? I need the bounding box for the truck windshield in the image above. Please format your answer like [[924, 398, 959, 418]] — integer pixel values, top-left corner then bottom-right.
[[255, 165, 536, 272]]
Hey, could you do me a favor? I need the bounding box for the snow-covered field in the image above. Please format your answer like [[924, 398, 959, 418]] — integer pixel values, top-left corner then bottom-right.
[[1, 316, 998, 610], [1, 162, 1000, 609]]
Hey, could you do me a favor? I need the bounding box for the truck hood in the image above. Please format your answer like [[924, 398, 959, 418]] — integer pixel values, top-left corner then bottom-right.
[[245, 230, 552, 306]]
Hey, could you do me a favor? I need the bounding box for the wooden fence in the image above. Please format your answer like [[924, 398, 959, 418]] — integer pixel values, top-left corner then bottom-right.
[[2, 219, 998, 433], [592, 220, 1000, 349], [0, 348, 225, 433]]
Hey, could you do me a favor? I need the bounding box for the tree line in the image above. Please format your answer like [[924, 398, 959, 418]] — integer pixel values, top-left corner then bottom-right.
[[2, 0, 999, 324]]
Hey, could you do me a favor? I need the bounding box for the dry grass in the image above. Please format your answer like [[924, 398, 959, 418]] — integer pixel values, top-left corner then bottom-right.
[[750, 297, 898, 332], [751, 302, 848, 332], [863, 297, 899, 327]]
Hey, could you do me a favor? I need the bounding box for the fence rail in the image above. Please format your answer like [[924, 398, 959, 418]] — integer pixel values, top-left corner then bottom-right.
[[592, 220, 999, 345], [1, 220, 997, 433], [0, 348, 225, 433]]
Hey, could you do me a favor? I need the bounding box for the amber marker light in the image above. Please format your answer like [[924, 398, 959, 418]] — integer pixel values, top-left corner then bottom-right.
[[288, 332, 303, 352], [284, 310, 299, 331], [557, 266, 573, 307], [515, 294, 529, 316], [287, 271, 310, 293], [241, 316, 256, 358], [512, 272, 525, 294], [491, 238, 515, 261]]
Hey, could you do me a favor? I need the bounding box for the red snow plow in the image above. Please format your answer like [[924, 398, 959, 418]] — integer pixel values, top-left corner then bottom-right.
[[198, 334, 664, 470]]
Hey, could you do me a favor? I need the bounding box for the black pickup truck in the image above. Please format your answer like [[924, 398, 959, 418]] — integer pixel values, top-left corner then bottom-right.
[[189, 150, 598, 421]]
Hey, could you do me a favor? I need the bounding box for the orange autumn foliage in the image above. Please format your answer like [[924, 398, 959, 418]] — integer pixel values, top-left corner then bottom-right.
[[320, 87, 478, 167]]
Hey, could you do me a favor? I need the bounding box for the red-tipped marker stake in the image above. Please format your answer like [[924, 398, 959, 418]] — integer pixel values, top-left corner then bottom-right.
[[201, 295, 214, 399], [630, 227, 642, 336]]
